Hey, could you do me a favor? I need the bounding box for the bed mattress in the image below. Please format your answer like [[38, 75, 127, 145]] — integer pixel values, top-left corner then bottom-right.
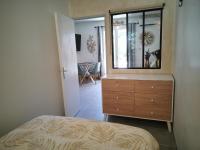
[[0, 115, 159, 150]]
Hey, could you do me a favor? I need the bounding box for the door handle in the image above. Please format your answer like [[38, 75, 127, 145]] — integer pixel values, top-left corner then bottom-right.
[[63, 67, 67, 79]]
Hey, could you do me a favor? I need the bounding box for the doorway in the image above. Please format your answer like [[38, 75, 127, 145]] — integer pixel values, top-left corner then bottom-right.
[[74, 17, 106, 120]]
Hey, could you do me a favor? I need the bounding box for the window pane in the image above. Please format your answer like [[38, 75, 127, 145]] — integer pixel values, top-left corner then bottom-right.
[[111, 9, 162, 69], [144, 10, 161, 68], [112, 14, 127, 68], [127, 12, 143, 68]]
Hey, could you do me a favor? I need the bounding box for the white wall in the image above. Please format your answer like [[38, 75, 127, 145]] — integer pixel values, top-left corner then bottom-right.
[[75, 20, 104, 63], [0, 0, 69, 137], [69, 0, 177, 74], [173, 0, 200, 149]]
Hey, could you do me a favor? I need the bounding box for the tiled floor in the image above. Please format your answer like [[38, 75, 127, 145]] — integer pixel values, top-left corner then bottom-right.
[[76, 81, 177, 150]]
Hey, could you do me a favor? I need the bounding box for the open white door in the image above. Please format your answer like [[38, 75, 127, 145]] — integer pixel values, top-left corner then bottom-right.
[[55, 13, 80, 117]]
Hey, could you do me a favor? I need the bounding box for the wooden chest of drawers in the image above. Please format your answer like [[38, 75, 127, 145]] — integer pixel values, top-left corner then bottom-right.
[[102, 74, 174, 132]]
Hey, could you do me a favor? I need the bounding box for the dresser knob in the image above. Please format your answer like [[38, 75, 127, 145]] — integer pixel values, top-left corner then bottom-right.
[[150, 112, 154, 115], [150, 99, 155, 102], [116, 96, 119, 100], [151, 86, 154, 89]]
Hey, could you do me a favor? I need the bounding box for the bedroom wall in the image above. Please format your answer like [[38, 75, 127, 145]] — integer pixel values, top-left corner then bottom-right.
[[0, 0, 69, 137], [68, 0, 177, 74], [173, 0, 200, 149], [75, 20, 104, 63]]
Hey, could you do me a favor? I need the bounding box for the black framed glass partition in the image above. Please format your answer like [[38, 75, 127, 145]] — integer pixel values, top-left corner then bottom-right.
[[111, 8, 163, 69]]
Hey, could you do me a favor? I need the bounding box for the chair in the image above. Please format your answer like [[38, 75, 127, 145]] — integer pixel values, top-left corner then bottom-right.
[[88, 62, 96, 74], [78, 62, 96, 84], [90, 62, 101, 83], [77, 64, 85, 83]]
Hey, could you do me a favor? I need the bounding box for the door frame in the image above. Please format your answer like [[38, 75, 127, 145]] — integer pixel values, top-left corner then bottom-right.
[[74, 15, 107, 76], [54, 12, 65, 109]]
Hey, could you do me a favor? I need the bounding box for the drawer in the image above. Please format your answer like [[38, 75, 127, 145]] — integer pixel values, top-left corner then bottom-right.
[[135, 80, 173, 94], [103, 103, 133, 116], [135, 93, 172, 109], [102, 79, 134, 92], [103, 91, 133, 105], [134, 107, 171, 120]]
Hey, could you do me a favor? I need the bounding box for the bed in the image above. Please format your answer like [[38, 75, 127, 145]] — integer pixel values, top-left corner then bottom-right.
[[0, 115, 159, 150]]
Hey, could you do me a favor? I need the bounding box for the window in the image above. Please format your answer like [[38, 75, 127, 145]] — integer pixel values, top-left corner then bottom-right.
[[111, 8, 163, 69]]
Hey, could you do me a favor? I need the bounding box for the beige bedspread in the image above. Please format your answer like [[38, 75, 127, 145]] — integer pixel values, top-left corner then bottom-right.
[[0, 115, 159, 150]]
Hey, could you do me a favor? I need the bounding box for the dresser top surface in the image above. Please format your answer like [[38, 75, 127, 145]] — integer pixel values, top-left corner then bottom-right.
[[102, 74, 174, 81]]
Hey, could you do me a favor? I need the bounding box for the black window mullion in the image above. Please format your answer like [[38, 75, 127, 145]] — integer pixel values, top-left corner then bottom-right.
[[126, 13, 129, 68], [159, 9, 163, 69], [111, 15, 114, 68], [142, 11, 145, 68]]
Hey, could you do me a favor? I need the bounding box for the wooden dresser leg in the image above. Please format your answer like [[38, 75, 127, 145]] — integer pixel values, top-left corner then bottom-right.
[[167, 121, 172, 133]]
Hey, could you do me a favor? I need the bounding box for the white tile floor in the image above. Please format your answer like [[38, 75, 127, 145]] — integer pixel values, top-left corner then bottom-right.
[[76, 80, 104, 121]]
